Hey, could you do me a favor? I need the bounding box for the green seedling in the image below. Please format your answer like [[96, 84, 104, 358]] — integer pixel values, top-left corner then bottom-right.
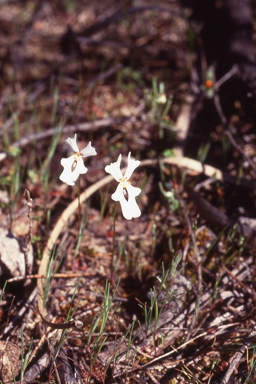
[[44, 243, 66, 308], [197, 140, 211, 164], [100, 184, 110, 219], [243, 347, 256, 383], [73, 203, 89, 261], [144, 76, 173, 139], [88, 279, 120, 368], [51, 278, 81, 377], [40, 126, 62, 193], [20, 326, 33, 382], [0, 282, 6, 303], [116, 66, 144, 92], [0, 146, 25, 225], [114, 237, 127, 274], [50, 87, 59, 124], [159, 181, 179, 212]]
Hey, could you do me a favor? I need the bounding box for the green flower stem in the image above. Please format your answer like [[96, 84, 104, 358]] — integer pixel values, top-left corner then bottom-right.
[[111, 202, 117, 282], [77, 174, 81, 228]]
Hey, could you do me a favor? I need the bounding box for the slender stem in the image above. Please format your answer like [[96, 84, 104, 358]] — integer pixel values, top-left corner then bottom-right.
[[111, 202, 117, 283], [78, 175, 81, 228]]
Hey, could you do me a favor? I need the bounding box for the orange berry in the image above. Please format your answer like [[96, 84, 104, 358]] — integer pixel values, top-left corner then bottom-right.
[[205, 79, 213, 88]]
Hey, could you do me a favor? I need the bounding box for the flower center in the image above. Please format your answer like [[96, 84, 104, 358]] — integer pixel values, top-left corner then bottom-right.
[[71, 153, 82, 171], [119, 177, 128, 188], [119, 177, 132, 200]]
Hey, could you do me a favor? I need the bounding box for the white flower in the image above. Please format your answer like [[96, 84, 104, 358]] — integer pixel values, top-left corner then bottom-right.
[[105, 152, 141, 220], [59, 133, 96, 186]]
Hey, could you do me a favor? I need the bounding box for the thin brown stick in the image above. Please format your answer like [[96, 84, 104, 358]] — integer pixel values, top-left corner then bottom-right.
[[220, 324, 256, 384], [0, 117, 118, 163], [23, 189, 33, 275], [7, 271, 96, 283], [222, 265, 254, 298]]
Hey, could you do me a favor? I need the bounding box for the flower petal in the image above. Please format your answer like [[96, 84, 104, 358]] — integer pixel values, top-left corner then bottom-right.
[[64, 133, 79, 153], [111, 183, 133, 220], [59, 156, 87, 186], [80, 141, 97, 158], [60, 158, 78, 186], [111, 183, 141, 220], [125, 182, 141, 197], [105, 154, 123, 182], [125, 182, 141, 218], [75, 157, 88, 175], [124, 152, 140, 180]]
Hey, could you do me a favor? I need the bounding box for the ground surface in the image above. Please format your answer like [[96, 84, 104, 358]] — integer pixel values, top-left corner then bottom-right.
[[0, 1, 256, 383]]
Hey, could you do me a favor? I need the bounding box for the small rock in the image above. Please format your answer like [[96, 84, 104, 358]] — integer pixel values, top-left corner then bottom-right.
[[0, 228, 33, 277], [0, 341, 21, 383]]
